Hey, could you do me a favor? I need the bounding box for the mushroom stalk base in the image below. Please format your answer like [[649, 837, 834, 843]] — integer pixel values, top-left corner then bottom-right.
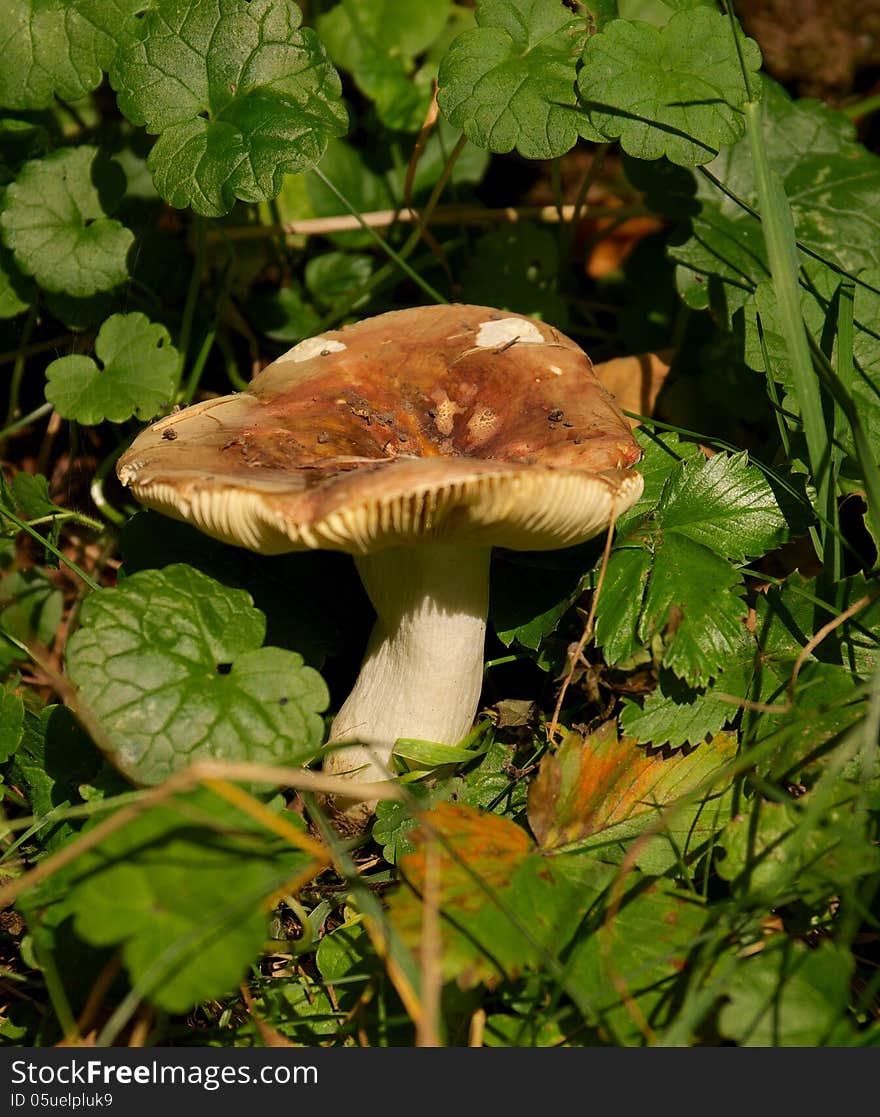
[[322, 543, 491, 831]]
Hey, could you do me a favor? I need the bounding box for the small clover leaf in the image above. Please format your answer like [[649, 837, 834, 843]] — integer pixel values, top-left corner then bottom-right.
[[45, 313, 178, 425], [0, 146, 133, 297], [66, 564, 329, 785], [579, 9, 762, 165], [437, 0, 601, 160], [110, 0, 348, 217], [0, 0, 141, 110]]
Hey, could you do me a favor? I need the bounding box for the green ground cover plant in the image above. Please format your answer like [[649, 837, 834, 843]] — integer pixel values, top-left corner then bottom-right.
[[0, 0, 878, 1047]]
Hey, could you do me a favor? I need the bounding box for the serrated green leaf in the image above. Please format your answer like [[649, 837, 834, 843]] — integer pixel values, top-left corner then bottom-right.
[[110, 0, 348, 217], [0, 687, 24, 762], [491, 554, 585, 651], [437, 0, 599, 160], [57, 788, 313, 1013], [66, 564, 329, 785], [665, 79, 880, 356], [718, 940, 855, 1047], [11, 472, 54, 520], [614, 428, 703, 535], [0, 0, 141, 110], [579, 10, 762, 166], [593, 545, 653, 665], [643, 534, 746, 684], [0, 146, 132, 297], [655, 451, 789, 562], [45, 312, 178, 424], [619, 671, 738, 748]]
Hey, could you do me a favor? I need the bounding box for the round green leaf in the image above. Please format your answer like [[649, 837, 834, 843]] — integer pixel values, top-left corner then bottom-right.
[[45, 312, 178, 424], [110, 0, 348, 217], [64, 789, 314, 1013], [66, 565, 329, 785], [0, 242, 33, 318], [437, 0, 601, 159], [0, 146, 133, 296], [579, 9, 762, 165], [0, 0, 142, 110]]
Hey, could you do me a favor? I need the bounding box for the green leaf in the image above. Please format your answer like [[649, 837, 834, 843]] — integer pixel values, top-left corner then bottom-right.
[[11, 472, 55, 520], [0, 568, 63, 677], [8, 705, 111, 851], [655, 451, 789, 562], [614, 429, 703, 536], [619, 670, 740, 748], [665, 80, 880, 350], [65, 564, 329, 785], [0, 243, 33, 317], [304, 251, 373, 312], [718, 939, 855, 1046], [437, 0, 599, 160], [48, 788, 312, 1013], [579, 10, 762, 166], [386, 802, 609, 987], [45, 312, 178, 424], [643, 534, 746, 684], [598, 450, 787, 684], [0, 116, 51, 184], [593, 545, 653, 666], [716, 788, 880, 905], [0, 146, 132, 297], [0, 0, 141, 110], [317, 0, 452, 132], [491, 555, 585, 651], [566, 881, 709, 1045], [0, 686, 24, 762], [527, 723, 737, 850], [110, 0, 348, 217]]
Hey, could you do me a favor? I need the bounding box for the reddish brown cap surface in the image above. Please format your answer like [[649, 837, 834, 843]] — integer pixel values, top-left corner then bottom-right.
[[117, 304, 643, 553]]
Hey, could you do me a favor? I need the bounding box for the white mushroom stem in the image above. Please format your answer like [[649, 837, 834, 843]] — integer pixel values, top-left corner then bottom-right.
[[323, 543, 490, 824]]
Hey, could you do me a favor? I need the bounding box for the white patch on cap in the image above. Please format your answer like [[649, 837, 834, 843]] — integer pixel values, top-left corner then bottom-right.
[[548, 365, 563, 376], [284, 336, 347, 362], [475, 317, 545, 349]]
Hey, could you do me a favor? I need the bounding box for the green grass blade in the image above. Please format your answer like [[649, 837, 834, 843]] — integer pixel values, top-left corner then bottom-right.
[[744, 100, 834, 566]]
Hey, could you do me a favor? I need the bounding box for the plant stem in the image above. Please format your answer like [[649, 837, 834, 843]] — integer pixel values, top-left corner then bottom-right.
[[5, 302, 38, 429], [174, 215, 207, 398], [0, 400, 52, 442]]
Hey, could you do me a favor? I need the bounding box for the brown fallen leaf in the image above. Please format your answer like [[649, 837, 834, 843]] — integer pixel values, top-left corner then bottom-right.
[[592, 350, 674, 426]]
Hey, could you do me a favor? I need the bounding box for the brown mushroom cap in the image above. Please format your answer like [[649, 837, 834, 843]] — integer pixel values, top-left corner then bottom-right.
[[117, 304, 643, 554]]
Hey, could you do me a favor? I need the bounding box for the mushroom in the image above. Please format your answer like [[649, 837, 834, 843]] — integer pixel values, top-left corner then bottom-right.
[[117, 305, 643, 831]]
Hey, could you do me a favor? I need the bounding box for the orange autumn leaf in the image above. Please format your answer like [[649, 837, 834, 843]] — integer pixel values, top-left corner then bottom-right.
[[527, 723, 737, 850]]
